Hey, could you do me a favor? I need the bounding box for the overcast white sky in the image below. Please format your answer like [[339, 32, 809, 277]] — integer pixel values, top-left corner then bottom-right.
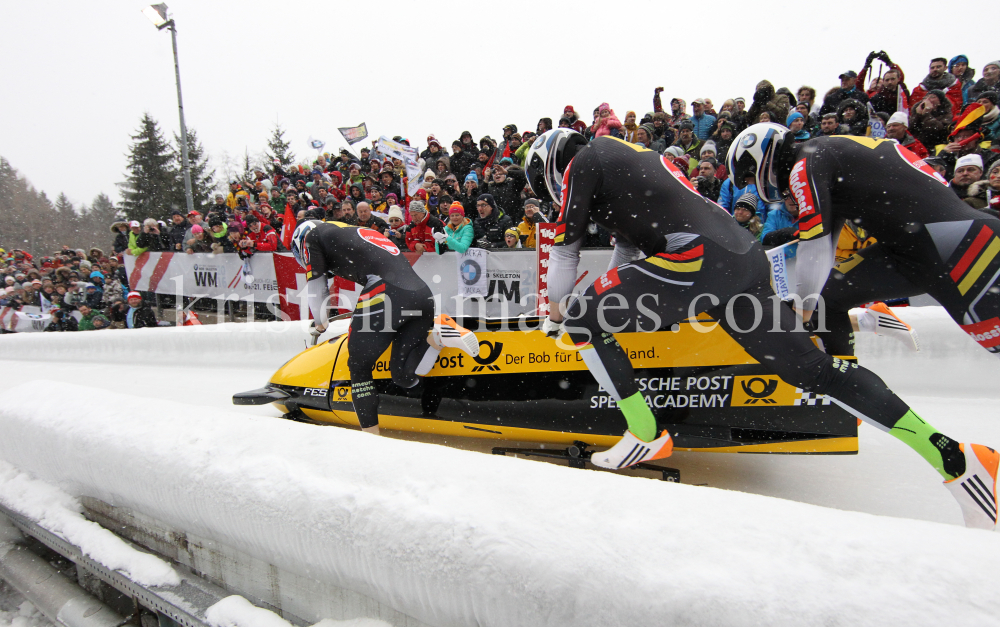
[[0, 1, 992, 210]]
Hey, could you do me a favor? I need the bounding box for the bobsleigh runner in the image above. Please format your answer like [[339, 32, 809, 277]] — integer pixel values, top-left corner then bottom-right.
[[234, 235, 854, 482]]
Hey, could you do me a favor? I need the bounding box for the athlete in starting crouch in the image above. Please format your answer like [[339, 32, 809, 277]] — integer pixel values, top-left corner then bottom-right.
[[526, 128, 997, 530], [291, 220, 479, 435]]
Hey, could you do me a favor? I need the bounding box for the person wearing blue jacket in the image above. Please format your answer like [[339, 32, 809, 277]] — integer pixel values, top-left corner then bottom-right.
[[690, 99, 717, 140], [761, 195, 800, 257], [718, 178, 770, 221]]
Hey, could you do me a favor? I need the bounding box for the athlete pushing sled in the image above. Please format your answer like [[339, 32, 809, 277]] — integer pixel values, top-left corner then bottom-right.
[[290, 220, 479, 435], [527, 127, 998, 530]]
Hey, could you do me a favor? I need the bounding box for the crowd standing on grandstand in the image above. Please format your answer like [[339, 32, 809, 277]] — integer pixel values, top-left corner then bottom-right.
[[3, 51, 998, 332]]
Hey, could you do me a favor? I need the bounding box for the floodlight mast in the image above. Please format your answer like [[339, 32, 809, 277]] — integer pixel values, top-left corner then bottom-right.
[[144, 4, 194, 215]]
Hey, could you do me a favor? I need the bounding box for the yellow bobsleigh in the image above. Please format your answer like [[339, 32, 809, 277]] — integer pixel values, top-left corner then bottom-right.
[[234, 316, 858, 465]]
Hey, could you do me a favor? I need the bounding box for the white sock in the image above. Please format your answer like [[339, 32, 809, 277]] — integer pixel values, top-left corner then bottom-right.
[[415, 345, 441, 376], [855, 308, 876, 333]]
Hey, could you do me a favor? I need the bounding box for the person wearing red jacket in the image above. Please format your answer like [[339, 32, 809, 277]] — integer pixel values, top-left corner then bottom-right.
[[404, 201, 444, 254], [885, 111, 928, 158], [909, 57, 964, 121], [244, 215, 278, 252]]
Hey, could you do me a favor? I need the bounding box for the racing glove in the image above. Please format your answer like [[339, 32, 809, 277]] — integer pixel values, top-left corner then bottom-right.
[[541, 316, 564, 339]]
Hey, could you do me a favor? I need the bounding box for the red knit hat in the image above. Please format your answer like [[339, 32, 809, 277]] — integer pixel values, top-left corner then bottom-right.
[[449, 202, 465, 216]]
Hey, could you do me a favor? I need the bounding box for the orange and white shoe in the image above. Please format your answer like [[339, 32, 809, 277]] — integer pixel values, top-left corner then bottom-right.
[[433, 314, 479, 357], [590, 430, 673, 470], [944, 443, 999, 530], [866, 302, 920, 351]]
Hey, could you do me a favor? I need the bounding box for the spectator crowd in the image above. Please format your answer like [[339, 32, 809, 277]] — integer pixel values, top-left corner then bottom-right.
[[4, 51, 999, 332]]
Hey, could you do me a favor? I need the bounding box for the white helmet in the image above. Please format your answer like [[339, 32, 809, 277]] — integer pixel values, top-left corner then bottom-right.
[[290, 220, 322, 269], [727, 123, 789, 203], [525, 129, 588, 204]]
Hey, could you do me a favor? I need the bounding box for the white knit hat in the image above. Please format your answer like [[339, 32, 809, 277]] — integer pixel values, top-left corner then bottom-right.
[[956, 154, 984, 171], [887, 111, 908, 127]]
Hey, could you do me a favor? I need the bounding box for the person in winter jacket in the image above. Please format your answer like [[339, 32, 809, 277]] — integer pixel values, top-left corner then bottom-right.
[[125, 221, 147, 256], [44, 309, 78, 332], [910, 57, 964, 121], [733, 193, 763, 241], [385, 207, 409, 250], [75, 303, 99, 331], [125, 291, 158, 329], [111, 221, 129, 254], [83, 283, 103, 309], [516, 198, 548, 248], [355, 201, 389, 234], [749, 80, 793, 127], [963, 160, 1000, 215], [244, 215, 278, 252], [968, 60, 1000, 103], [909, 90, 953, 149], [761, 195, 800, 256], [404, 201, 444, 253], [785, 112, 812, 142], [184, 224, 213, 253], [691, 159, 721, 201], [167, 210, 189, 251], [136, 219, 165, 252], [948, 55, 976, 106], [591, 103, 623, 138], [974, 91, 1000, 141], [449, 140, 477, 180], [208, 217, 235, 254], [473, 194, 513, 249], [885, 112, 928, 158], [689, 99, 717, 140], [433, 203, 474, 254], [486, 163, 527, 224], [621, 111, 638, 143], [837, 99, 869, 136], [857, 52, 910, 116], [819, 70, 869, 115]]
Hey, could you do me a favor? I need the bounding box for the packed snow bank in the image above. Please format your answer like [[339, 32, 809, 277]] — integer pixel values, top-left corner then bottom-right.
[[0, 382, 997, 627], [0, 461, 179, 587], [205, 596, 390, 627], [0, 319, 349, 368], [0, 306, 991, 396], [854, 306, 1000, 398]]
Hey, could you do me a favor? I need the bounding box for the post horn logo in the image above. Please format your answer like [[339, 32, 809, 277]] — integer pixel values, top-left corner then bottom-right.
[[471, 341, 503, 372], [740, 377, 778, 404]]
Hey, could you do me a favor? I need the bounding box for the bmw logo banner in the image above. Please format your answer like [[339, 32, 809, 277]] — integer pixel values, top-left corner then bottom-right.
[[458, 248, 489, 298]]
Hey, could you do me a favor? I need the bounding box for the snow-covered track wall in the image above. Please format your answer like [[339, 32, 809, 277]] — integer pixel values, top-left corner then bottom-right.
[[0, 308, 999, 626]]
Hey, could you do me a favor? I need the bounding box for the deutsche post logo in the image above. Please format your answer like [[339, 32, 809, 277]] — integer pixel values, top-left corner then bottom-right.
[[731, 375, 800, 406], [332, 386, 352, 402], [471, 341, 503, 372], [739, 377, 778, 404]]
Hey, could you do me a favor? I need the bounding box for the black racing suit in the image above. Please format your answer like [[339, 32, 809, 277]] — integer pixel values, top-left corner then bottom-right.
[[779, 136, 1000, 355], [303, 221, 435, 428], [548, 136, 911, 431]]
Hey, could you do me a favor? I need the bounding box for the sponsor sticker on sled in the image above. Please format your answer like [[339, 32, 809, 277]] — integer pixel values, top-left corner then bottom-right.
[[358, 228, 400, 255], [331, 386, 352, 402], [731, 375, 801, 406]]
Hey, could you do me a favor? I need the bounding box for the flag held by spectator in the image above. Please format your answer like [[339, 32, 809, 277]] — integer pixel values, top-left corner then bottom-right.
[[308, 137, 326, 152], [866, 103, 886, 139], [338, 123, 369, 145], [280, 203, 296, 251]]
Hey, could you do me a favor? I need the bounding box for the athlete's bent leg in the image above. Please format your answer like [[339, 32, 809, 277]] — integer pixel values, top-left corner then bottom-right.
[[816, 245, 922, 355], [346, 288, 398, 430], [719, 282, 997, 528]]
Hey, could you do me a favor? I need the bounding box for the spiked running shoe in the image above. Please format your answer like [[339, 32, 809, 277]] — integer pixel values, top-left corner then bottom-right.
[[433, 314, 480, 357], [590, 430, 674, 470], [868, 302, 920, 351], [944, 443, 999, 530]]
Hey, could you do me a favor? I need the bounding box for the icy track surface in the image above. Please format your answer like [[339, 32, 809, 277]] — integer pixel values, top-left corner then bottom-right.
[[0, 308, 997, 626]]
